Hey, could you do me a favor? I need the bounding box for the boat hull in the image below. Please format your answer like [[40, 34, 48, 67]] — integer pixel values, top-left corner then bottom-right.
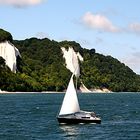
[[57, 116, 101, 124]]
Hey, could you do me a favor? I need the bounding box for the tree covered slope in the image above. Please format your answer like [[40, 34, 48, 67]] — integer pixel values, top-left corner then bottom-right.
[[0, 29, 140, 92]]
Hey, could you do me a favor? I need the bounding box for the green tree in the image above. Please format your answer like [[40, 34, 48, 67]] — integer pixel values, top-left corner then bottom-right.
[[0, 29, 13, 42]]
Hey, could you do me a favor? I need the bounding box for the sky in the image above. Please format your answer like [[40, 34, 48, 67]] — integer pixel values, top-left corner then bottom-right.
[[0, 0, 140, 74]]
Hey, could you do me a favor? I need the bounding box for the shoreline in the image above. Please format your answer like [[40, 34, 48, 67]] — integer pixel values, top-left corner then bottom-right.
[[0, 91, 140, 94], [0, 90, 66, 94]]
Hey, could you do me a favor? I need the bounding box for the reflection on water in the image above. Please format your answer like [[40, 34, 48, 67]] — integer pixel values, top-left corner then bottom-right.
[[59, 125, 80, 139], [59, 123, 99, 140]]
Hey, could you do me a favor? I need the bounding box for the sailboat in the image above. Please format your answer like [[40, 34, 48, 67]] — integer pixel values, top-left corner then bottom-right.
[[57, 74, 101, 124], [57, 47, 101, 124]]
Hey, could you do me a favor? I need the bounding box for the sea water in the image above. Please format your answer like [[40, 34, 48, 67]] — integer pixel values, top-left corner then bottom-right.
[[0, 93, 140, 140]]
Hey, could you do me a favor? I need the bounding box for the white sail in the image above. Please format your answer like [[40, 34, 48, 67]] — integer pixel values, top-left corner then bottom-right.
[[59, 74, 80, 115]]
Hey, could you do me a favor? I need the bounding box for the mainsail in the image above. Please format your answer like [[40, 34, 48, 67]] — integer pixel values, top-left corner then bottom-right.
[[59, 74, 80, 115], [59, 47, 82, 115]]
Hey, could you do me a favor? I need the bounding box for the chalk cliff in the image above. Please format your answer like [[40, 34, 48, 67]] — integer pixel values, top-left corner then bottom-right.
[[0, 41, 21, 73], [61, 47, 83, 77]]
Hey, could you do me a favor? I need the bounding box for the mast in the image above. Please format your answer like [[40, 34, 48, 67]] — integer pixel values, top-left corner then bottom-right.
[[58, 47, 81, 116]]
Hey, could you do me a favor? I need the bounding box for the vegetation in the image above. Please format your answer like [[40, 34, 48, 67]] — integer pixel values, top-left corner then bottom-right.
[[81, 53, 140, 92], [0, 29, 13, 42], [0, 29, 140, 92]]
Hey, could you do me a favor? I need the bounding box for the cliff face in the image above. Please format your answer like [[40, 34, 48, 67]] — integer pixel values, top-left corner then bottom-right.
[[0, 29, 140, 92], [61, 47, 83, 77], [0, 41, 20, 73]]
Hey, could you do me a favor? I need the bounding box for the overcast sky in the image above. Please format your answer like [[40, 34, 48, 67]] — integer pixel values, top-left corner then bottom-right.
[[1, 0, 140, 74]]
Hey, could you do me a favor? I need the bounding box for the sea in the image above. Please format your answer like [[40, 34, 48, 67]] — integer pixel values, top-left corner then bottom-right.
[[0, 93, 140, 140]]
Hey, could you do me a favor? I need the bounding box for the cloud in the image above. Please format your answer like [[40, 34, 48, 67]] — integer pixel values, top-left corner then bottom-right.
[[35, 32, 48, 39], [0, 0, 45, 7], [128, 22, 140, 35], [95, 37, 103, 45], [121, 52, 140, 74], [82, 12, 120, 33], [82, 12, 140, 35], [78, 39, 92, 46]]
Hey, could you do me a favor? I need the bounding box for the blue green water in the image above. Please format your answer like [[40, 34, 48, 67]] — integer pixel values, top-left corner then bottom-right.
[[0, 93, 140, 140]]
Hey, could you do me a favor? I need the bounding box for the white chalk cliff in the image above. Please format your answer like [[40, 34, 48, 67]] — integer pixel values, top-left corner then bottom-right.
[[61, 47, 83, 77], [61, 47, 112, 93], [0, 41, 21, 73], [79, 82, 92, 93]]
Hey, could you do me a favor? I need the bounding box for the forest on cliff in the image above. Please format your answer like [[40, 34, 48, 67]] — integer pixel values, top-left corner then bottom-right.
[[0, 29, 140, 92]]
